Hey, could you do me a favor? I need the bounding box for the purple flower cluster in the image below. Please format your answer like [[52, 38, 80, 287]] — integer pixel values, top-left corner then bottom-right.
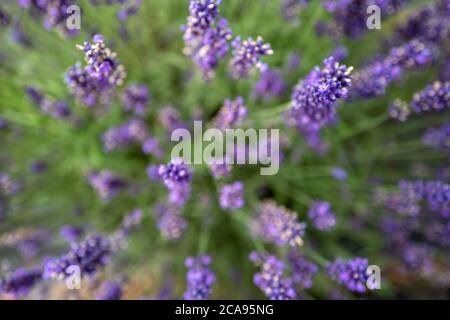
[[66, 34, 126, 108], [25, 86, 71, 119], [102, 119, 149, 152], [0, 267, 42, 297], [249, 251, 297, 300], [285, 56, 353, 151], [142, 137, 164, 158], [158, 159, 192, 206], [322, 0, 409, 39], [0, 227, 50, 260], [213, 96, 247, 129], [281, 0, 309, 24], [229, 36, 273, 79], [252, 69, 286, 101], [219, 182, 244, 210], [423, 123, 450, 154], [159, 106, 187, 133], [182, 0, 232, 80], [253, 200, 305, 247], [183, 255, 215, 300], [389, 99, 410, 122], [18, 0, 78, 36], [43, 234, 111, 280], [60, 225, 84, 243], [308, 201, 336, 231], [88, 170, 128, 202], [96, 281, 123, 300], [410, 81, 450, 114], [354, 40, 434, 98], [287, 251, 318, 289], [121, 83, 150, 115], [208, 156, 232, 179], [394, 1, 450, 45], [154, 202, 187, 240], [327, 257, 370, 293]]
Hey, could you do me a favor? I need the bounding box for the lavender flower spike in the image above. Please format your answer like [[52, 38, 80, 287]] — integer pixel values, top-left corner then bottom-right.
[[219, 181, 245, 210], [229, 36, 273, 79], [183, 255, 215, 300], [308, 201, 336, 231]]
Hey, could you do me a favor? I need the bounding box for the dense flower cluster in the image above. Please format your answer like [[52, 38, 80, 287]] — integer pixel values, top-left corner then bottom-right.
[[182, 0, 232, 80], [281, 0, 309, 24], [18, 0, 77, 36], [253, 201, 305, 247], [252, 69, 286, 101], [219, 181, 244, 210], [389, 99, 410, 122], [322, 0, 409, 39], [43, 234, 112, 280], [102, 119, 149, 152], [354, 40, 434, 98], [423, 123, 450, 154], [158, 159, 192, 206], [88, 170, 128, 202], [249, 251, 297, 300], [285, 56, 353, 151], [308, 201, 336, 231], [66, 34, 126, 108], [229, 36, 273, 79], [122, 84, 150, 115], [327, 257, 370, 293], [213, 96, 247, 129], [287, 251, 318, 289], [154, 202, 187, 240], [183, 255, 215, 300], [410, 81, 450, 114], [0, 267, 42, 297]]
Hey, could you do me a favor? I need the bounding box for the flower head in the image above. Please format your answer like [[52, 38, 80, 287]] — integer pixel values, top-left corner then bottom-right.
[[219, 182, 245, 210], [183, 255, 215, 300]]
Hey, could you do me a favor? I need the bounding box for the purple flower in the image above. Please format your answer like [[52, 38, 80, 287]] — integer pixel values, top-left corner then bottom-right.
[[0, 267, 42, 297], [96, 281, 123, 300], [308, 201, 336, 231], [423, 123, 450, 154], [229, 36, 273, 79], [219, 182, 244, 210], [60, 225, 84, 243], [287, 251, 318, 289], [154, 202, 187, 240], [213, 96, 247, 129], [102, 119, 149, 152], [0, 117, 9, 130], [249, 251, 297, 300], [401, 244, 433, 275], [354, 40, 434, 98], [122, 84, 150, 115], [159, 106, 187, 133], [88, 170, 128, 202], [182, 0, 231, 80], [43, 234, 111, 280], [389, 99, 410, 122], [281, 0, 309, 24], [252, 69, 286, 101], [66, 35, 126, 108], [208, 156, 232, 179], [25, 86, 72, 119], [253, 200, 305, 247], [142, 137, 164, 158], [327, 257, 370, 293], [158, 159, 192, 206], [330, 45, 348, 62], [285, 56, 353, 150], [410, 81, 450, 114], [183, 255, 215, 300]]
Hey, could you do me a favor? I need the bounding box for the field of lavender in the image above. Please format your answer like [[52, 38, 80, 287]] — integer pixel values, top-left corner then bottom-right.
[[0, 0, 449, 300]]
